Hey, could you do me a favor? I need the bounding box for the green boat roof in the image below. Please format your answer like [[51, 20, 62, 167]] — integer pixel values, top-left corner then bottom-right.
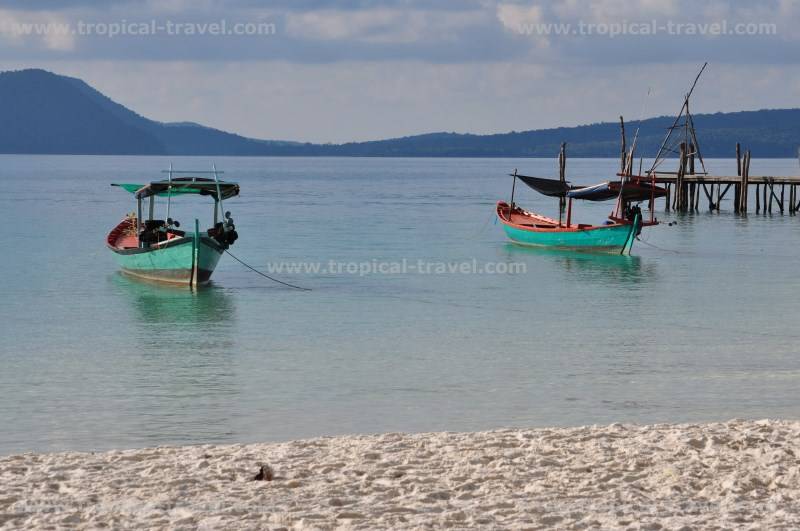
[[112, 177, 240, 201]]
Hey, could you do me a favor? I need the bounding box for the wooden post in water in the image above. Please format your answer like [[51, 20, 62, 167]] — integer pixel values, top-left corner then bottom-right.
[[756, 184, 760, 213], [665, 183, 671, 210], [619, 116, 626, 174], [781, 184, 786, 214], [744, 150, 751, 212], [765, 178, 770, 213], [689, 142, 696, 211], [677, 143, 687, 211], [734, 143, 741, 213], [558, 143, 566, 212], [795, 186, 800, 214], [768, 180, 773, 214]]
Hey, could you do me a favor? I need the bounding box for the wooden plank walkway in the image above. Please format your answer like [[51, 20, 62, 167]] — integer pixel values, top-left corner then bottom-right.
[[653, 175, 800, 185], [631, 142, 800, 215]]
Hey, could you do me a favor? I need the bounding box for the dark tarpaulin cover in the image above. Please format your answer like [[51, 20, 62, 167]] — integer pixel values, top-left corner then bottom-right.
[[568, 181, 668, 202], [515, 174, 572, 197]]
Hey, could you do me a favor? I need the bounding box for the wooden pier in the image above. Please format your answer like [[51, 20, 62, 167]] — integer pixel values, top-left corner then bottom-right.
[[550, 65, 800, 216], [647, 142, 800, 215], [611, 64, 800, 216]]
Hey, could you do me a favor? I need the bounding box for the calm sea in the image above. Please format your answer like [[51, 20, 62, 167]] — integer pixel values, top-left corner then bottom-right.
[[1, 155, 799, 455]]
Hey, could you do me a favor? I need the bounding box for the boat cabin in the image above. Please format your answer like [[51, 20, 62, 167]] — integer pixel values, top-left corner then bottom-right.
[[109, 175, 240, 251]]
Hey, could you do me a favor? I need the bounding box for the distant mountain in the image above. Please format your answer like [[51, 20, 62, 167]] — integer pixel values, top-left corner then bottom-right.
[[1, 68, 798, 157], [0, 69, 305, 156]]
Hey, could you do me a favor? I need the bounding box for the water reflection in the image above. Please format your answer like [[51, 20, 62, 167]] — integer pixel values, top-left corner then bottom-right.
[[502, 244, 657, 285], [110, 274, 241, 446]]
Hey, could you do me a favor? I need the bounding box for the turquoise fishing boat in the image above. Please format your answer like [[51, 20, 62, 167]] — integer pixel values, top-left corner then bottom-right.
[[497, 201, 641, 254], [497, 172, 664, 255], [107, 168, 239, 287]]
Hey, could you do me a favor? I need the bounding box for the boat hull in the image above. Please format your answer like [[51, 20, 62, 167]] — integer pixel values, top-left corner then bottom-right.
[[110, 235, 223, 286], [497, 202, 640, 255], [502, 223, 637, 253]]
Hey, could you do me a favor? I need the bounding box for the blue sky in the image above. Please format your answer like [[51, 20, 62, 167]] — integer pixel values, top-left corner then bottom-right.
[[0, 0, 798, 142]]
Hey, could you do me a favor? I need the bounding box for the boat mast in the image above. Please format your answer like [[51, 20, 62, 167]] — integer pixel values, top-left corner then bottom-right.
[[648, 63, 708, 176], [166, 162, 173, 222], [212, 162, 223, 224], [510, 168, 518, 212]]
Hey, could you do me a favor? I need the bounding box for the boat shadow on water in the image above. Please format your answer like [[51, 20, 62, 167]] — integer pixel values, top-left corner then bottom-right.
[[108, 273, 241, 447], [502, 243, 658, 286], [111, 272, 236, 328]]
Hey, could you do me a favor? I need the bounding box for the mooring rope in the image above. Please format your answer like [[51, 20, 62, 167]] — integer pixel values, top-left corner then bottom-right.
[[224, 250, 312, 291], [635, 235, 679, 254], [466, 210, 496, 240]]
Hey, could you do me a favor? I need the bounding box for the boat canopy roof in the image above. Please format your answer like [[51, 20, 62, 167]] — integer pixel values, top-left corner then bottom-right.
[[112, 177, 240, 201]]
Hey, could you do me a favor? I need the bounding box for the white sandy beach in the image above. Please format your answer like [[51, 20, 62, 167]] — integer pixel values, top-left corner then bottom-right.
[[2, 420, 799, 529]]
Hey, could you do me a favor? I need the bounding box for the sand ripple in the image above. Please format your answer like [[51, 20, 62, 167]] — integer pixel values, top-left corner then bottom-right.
[[2, 420, 800, 529]]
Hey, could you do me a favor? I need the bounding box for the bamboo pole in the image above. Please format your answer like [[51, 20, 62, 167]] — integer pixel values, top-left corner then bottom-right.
[[677, 143, 687, 211], [619, 116, 626, 174], [734, 143, 741, 213], [510, 168, 517, 210], [736, 143, 742, 176], [745, 150, 752, 212], [559, 143, 566, 213], [741, 150, 751, 213]]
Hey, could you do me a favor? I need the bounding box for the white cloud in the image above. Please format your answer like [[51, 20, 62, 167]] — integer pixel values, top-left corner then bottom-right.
[[0, 9, 76, 51], [287, 9, 420, 43], [552, 0, 678, 23], [496, 3, 549, 47], [286, 8, 487, 44], [496, 3, 544, 30]]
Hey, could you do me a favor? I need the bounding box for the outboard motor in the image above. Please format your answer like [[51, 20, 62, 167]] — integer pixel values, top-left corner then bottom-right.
[[212, 211, 238, 248]]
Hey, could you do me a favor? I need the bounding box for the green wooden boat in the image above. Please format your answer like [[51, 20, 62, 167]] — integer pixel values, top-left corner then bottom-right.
[[107, 169, 239, 287], [497, 201, 641, 254], [497, 172, 663, 255]]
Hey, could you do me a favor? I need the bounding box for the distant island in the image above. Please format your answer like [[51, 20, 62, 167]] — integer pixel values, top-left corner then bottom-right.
[[1, 68, 799, 157]]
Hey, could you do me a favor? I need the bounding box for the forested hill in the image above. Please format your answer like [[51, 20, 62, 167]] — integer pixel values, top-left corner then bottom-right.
[[1, 69, 798, 157]]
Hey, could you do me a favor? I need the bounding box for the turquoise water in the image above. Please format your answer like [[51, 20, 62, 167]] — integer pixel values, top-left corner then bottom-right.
[[2, 155, 800, 455]]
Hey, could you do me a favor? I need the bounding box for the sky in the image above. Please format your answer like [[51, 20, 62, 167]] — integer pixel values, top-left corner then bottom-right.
[[0, 0, 799, 143]]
